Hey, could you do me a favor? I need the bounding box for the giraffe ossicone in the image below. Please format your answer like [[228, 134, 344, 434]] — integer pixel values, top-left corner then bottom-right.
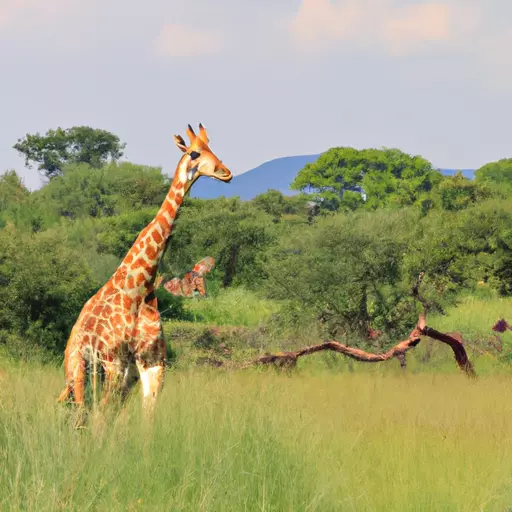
[[57, 124, 232, 413]]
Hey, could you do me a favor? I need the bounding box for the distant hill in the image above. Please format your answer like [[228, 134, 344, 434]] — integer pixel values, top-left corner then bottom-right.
[[190, 155, 320, 200], [190, 154, 475, 200], [440, 169, 475, 180]]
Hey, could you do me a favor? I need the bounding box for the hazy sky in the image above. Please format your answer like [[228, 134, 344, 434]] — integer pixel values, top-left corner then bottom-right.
[[1, 0, 511, 190]]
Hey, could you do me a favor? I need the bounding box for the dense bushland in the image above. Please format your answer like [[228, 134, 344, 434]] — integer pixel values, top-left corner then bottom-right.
[[1, 139, 511, 364]]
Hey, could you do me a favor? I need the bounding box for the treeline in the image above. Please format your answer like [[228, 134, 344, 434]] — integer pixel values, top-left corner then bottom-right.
[[1, 130, 511, 361]]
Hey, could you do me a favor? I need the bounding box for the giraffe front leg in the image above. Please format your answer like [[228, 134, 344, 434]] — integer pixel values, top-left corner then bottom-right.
[[100, 357, 132, 408], [134, 301, 167, 412], [100, 361, 117, 408], [135, 333, 166, 412], [136, 360, 165, 412]]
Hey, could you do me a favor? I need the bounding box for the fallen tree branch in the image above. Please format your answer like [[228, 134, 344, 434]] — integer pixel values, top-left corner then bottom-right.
[[241, 273, 476, 378]]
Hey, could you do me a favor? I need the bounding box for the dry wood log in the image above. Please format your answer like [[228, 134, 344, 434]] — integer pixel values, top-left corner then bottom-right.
[[241, 273, 476, 378]]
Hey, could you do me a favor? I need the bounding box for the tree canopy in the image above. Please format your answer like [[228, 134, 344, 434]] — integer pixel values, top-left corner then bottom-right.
[[1, 135, 512, 362], [291, 147, 443, 212], [474, 158, 512, 193], [13, 126, 126, 179]]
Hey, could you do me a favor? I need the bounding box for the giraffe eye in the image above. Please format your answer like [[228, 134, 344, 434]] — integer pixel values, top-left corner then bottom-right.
[[190, 151, 200, 160]]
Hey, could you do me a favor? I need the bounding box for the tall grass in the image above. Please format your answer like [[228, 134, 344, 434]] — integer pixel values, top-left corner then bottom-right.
[[431, 296, 512, 342], [184, 287, 281, 327], [2, 364, 512, 511]]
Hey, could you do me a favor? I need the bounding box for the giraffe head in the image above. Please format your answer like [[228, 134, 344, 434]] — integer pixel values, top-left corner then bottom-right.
[[173, 123, 232, 192]]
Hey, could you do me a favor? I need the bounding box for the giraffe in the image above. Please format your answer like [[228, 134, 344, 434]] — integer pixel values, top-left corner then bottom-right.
[[57, 123, 232, 410], [159, 256, 215, 298]]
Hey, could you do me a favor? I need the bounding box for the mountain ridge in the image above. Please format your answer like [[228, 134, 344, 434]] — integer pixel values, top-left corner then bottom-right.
[[190, 154, 476, 200]]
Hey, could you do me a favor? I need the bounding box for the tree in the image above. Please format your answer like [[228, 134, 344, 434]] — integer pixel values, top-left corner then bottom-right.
[[0, 171, 34, 230], [474, 158, 512, 195], [264, 209, 417, 341], [252, 189, 287, 220], [0, 170, 29, 211], [13, 126, 126, 179], [435, 172, 492, 211], [291, 147, 443, 212], [163, 198, 277, 289], [0, 225, 100, 358]]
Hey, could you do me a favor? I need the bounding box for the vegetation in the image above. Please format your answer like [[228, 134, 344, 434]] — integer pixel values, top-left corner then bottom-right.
[[3, 367, 512, 510], [13, 126, 126, 179], [1, 132, 512, 364], [2, 127, 512, 508]]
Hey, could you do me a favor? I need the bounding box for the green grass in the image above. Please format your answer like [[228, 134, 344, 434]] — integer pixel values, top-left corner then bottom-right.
[[2, 295, 512, 510], [183, 287, 281, 327], [3, 365, 512, 511], [431, 296, 512, 341]]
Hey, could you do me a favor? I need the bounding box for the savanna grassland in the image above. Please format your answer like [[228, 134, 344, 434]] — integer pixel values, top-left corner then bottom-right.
[[2, 294, 512, 511], [2, 132, 512, 510]]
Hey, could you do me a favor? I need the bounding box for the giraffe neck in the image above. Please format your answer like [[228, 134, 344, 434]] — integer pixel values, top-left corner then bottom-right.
[[109, 154, 192, 297]]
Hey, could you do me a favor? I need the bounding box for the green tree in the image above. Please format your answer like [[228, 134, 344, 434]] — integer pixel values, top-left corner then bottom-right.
[[291, 147, 442, 212], [474, 158, 512, 196], [403, 199, 512, 298], [252, 190, 287, 221], [0, 225, 100, 358], [265, 209, 417, 340], [435, 172, 493, 211], [164, 198, 277, 289], [13, 126, 126, 178], [0, 171, 29, 228], [27, 162, 168, 227]]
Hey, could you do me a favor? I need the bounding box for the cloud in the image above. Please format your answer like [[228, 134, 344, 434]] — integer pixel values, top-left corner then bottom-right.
[[152, 23, 224, 58], [0, 0, 71, 31], [383, 4, 452, 55], [290, 0, 479, 56]]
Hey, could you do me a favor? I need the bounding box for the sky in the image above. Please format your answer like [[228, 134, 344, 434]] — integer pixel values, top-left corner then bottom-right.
[[1, 0, 511, 190]]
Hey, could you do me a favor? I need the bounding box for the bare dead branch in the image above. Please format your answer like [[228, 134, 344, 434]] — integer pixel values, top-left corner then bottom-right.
[[240, 273, 476, 378]]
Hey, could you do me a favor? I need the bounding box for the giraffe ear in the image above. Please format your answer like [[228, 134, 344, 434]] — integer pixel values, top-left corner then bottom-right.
[[173, 135, 187, 153], [186, 124, 197, 145], [198, 123, 209, 145]]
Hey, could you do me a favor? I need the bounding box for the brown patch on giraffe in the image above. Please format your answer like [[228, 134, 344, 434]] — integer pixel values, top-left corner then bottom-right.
[[94, 322, 105, 336], [144, 324, 160, 338], [113, 312, 124, 325], [123, 295, 132, 309], [124, 313, 133, 324], [136, 226, 150, 241], [133, 257, 151, 273], [113, 267, 127, 286], [127, 275, 135, 289], [84, 317, 96, 331], [113, 294, 122, 306], [138, 240, 146, 249], [102, 305, 113, 317], [92, 305, 103, 316], [135, 272, 147, 286], [156, 217, 168, 232], [145, 244, 158, 261], [152, 230, 163, 244], [125, 253, 134, 265]]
